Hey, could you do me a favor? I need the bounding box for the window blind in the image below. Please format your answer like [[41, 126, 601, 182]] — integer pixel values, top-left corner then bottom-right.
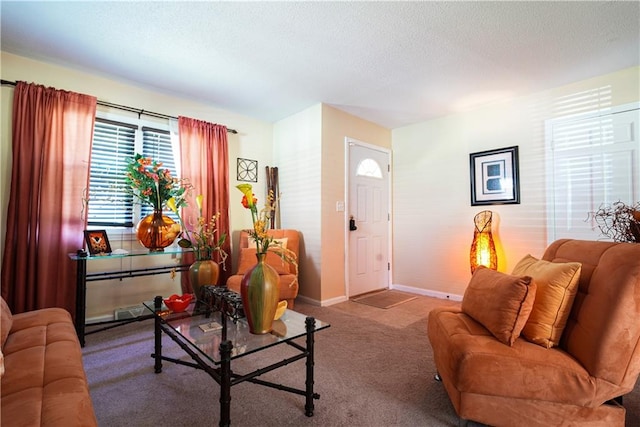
[[547, 99, 639, 242], [87, 119, 136, 226], [140, 127, 179, 221]]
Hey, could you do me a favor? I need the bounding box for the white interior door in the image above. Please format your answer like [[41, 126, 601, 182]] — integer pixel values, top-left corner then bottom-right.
[[347, 140, 390, 297]]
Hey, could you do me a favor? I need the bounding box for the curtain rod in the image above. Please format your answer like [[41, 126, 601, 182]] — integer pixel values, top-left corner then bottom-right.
[[1, 79, 238, 134]]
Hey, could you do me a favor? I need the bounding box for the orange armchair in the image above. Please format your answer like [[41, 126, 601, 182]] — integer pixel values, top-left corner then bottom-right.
[[428, 239, 640, 426], [226, 229, 300, 308]]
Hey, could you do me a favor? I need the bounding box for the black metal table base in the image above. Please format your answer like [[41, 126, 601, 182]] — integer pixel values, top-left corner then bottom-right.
[[150, 296, 320, 427], [72, 248, 190, 347]]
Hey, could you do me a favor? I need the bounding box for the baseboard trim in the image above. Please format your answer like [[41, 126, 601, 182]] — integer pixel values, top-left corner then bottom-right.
[[86, 314, 114, 324], [390, 284, 463, 302], [297, 285, 462, 307], [296, 294, 348, 307]]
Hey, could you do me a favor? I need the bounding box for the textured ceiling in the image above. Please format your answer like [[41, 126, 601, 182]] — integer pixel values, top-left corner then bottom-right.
[[1, 1, 639, 129]]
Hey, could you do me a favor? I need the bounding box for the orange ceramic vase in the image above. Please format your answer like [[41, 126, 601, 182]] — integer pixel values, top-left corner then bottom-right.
[[135, 209, 180, 252], [189, 260, 220, 300]]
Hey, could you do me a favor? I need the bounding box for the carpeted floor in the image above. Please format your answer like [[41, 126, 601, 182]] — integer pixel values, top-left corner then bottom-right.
[[82, 296, 639, 426]]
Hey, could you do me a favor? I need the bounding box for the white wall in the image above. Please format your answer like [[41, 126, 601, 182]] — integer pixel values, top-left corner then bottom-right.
[[392, 66, 640, 299], [273, 104, 323, 301], [1, 52, 275, 320]]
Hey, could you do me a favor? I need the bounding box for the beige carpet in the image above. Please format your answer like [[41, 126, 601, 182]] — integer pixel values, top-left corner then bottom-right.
[[352, 290, 417, 309], [82, 296, 640, 426]]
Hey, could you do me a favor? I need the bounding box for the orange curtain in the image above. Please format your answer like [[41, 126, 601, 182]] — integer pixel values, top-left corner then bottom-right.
[[178, 117, 230, 292], [1, 82, 96, 319]]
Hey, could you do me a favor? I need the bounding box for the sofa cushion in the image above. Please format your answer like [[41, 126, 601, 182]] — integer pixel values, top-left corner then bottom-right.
[[237, 247, 291, 275], [1, 297, 12, 348], [1, 307, 97, 426], [512, 254, 582, 348], [461, 267, 536, 346]]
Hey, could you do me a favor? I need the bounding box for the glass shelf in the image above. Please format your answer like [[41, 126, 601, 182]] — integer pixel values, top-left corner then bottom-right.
[[68, 247, 191, 261]]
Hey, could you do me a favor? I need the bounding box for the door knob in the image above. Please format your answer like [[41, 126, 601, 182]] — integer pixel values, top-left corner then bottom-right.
[[349, 216, 358, 231]]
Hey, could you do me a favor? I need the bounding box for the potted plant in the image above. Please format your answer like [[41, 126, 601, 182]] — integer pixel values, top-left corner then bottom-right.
[[167, 195, 227, 299], [123, 154, 189, 251]]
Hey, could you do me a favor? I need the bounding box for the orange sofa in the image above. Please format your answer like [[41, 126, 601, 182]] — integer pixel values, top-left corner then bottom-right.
[[428, 239, 640, 426], [1, 297, 97, 426], [226, 229, 300, 308]]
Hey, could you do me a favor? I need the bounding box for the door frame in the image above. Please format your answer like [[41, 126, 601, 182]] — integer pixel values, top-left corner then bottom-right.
[[344, 137, 393, 298]]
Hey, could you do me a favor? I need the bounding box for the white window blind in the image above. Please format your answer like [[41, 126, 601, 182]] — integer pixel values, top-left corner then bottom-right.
[[140, 127, 178, 220], [87, 119, 136, 226], [547, 101, 639, 243]]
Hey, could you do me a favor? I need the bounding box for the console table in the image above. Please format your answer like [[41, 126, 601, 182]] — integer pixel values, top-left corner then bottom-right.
[[69, 248, 191, 346]]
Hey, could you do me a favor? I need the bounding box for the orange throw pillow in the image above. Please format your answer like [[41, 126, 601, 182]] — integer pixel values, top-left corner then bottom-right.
[[512, 255, 581, 348], [461, 267, 536, 346]]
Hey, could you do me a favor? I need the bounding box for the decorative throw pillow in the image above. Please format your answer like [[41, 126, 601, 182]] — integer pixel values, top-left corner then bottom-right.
[[247, 237, 288, 251], [237, 248, 291, 275], [1, 297, 12, 349], [461, 267, 536, 346], [512, 254, 582, 348]]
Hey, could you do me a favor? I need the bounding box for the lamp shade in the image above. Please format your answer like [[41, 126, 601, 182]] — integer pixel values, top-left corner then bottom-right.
[[470, 210, 497, 274]]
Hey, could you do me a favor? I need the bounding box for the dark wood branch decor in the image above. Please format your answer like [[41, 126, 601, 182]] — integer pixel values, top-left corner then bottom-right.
[[266, 166, 280, 229], [589, 201, 640, 243]]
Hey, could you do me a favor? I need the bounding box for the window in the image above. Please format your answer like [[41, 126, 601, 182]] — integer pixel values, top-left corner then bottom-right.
[[546, 100, 639, 243], [356, 158, 383, 179], [86, 116, 178, 228]]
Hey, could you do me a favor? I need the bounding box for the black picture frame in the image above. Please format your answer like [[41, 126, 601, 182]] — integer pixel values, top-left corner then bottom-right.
[[237, 157, 258, 182], [470, 146, 520, 206], [83, 230, 112, 255]]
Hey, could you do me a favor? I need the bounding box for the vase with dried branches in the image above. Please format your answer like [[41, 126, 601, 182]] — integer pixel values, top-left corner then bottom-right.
[[588, 201, 640, 243]]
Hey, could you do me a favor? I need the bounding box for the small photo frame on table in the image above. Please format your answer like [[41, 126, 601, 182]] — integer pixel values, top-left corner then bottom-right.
[[469, 146, 520, 206], [83, 230, 112, 255]]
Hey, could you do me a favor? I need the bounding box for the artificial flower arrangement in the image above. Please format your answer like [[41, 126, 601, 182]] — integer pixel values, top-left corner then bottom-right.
[[589, 200, 640, 243], [167, 194, 228, 264], [124, 153, 190, 211], [236, 183, 297, 276]]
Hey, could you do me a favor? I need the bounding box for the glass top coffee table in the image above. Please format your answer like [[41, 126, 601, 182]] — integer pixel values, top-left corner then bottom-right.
[[143, 291, 330, 427]]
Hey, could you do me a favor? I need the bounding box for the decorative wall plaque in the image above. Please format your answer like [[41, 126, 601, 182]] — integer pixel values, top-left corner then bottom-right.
[[237, 158, 258, 182]]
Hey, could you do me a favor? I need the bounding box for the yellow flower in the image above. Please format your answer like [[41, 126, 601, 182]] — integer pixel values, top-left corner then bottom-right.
[[166, 197, 178, 213], [171, 194, 227, 264], [196, 194, 203, 212], [236, 184, 255, 209]]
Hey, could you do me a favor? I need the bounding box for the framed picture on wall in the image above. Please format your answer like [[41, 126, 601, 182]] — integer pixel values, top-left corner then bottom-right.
[[469, 146, 520, 206], [83, 230, 112, 255], [237, 158, 258, 182]]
